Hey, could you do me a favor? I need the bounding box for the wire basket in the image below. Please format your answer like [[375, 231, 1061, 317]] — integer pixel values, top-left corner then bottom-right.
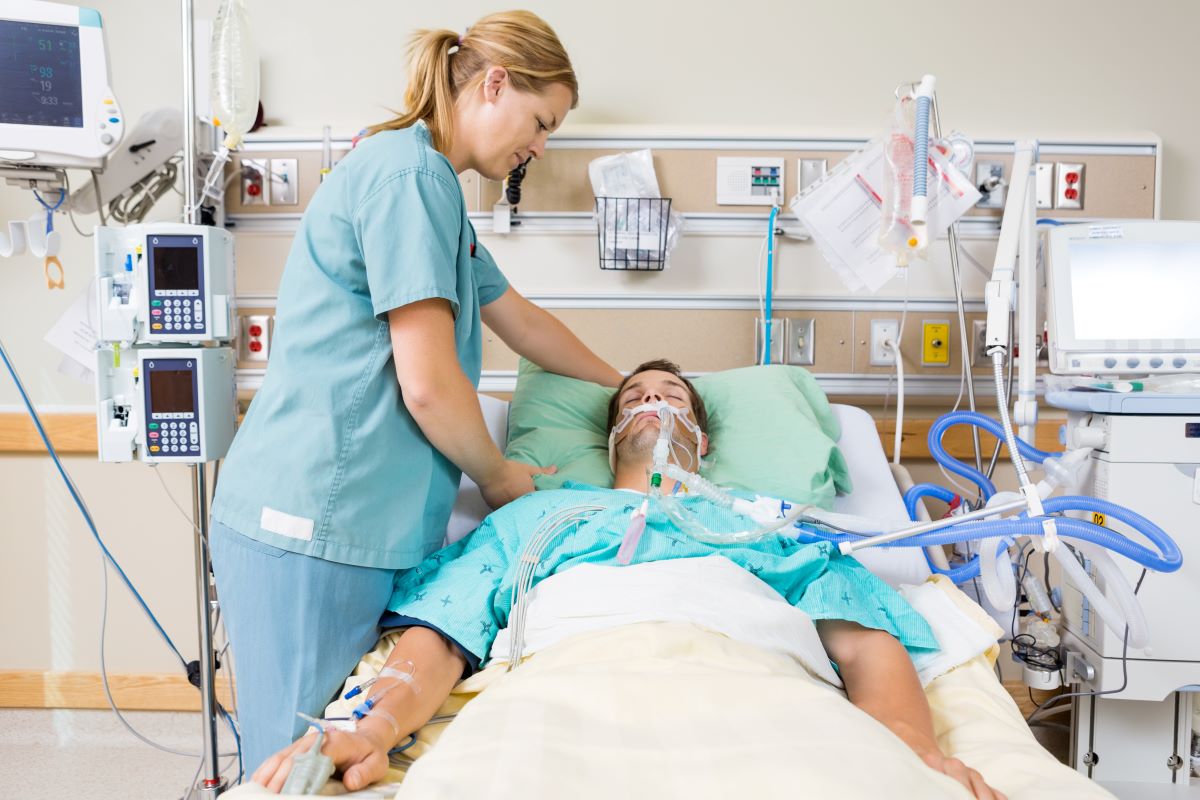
[[595, 196, 672, 271]]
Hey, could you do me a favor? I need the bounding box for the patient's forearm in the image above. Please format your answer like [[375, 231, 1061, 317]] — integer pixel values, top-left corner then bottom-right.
[[354, 627, 467, 751], [816, 621, 940, 758]]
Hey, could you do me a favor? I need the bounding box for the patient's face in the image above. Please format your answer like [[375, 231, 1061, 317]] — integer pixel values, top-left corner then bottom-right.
[[613, 370, 703, 464]]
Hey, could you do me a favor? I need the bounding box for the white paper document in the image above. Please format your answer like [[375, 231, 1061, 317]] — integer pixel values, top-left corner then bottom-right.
[[44, 281, 99, 377], [792, 140, 980, 292]]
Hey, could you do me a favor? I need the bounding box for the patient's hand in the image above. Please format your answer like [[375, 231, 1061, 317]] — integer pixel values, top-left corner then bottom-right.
[[252, 727, 390, 794], [918, 749, 1008, 800]]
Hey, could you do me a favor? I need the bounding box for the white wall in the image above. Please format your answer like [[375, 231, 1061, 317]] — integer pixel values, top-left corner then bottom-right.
[[2, 0, 1198, 673]]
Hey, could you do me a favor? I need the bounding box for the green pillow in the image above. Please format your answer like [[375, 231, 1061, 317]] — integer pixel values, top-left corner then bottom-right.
[[504, 360, 852, 509]]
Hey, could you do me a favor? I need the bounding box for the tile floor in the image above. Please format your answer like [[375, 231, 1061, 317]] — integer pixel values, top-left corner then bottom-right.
[[0, 708, 242, 800]]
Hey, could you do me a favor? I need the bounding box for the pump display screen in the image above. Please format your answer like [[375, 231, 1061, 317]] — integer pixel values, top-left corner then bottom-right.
[[0, 20, 84, 128], [149, 370, 195, 414], [1068, 241, 1200, 341], [153, 247, 201, 291]]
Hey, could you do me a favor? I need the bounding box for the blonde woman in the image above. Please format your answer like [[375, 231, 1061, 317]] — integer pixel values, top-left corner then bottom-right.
[[209, 11, 620, 772]]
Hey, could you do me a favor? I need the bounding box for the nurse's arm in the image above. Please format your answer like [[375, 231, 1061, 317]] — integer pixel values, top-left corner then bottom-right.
[[252, 627, 465, 793], [389, 299, 550, 508], [481, 287, 623, 387], [816, 620, 1006, 800]]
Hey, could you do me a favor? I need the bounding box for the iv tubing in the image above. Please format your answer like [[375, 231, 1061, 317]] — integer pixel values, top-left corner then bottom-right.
[[763, 206, 779, 365]]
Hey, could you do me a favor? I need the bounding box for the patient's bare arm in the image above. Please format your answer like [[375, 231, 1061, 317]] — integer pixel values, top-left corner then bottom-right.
[[253, 627, 466, 793], [815, 620, 1007, 800]]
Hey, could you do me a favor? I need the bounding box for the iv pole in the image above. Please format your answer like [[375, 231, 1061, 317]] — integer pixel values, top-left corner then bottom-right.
[[181, 0, 224, 795]]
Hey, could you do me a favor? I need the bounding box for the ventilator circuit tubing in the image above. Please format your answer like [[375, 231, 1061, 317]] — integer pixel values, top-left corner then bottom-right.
[[926, 410, 1053, 500]]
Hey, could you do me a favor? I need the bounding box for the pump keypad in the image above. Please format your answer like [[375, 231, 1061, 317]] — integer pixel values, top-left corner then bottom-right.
[[149, 420, 200, 456]]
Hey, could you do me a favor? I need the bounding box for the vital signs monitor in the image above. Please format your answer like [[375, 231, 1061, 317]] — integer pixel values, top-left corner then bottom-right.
[[0, 1, 123, 170], [1045, 221, 1200, 376]]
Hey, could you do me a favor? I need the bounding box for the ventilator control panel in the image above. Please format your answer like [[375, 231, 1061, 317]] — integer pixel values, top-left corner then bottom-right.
[[147, 235, 206, 337]]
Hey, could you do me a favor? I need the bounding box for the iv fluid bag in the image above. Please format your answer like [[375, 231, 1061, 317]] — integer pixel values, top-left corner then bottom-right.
[[210, 0, 259, 149]]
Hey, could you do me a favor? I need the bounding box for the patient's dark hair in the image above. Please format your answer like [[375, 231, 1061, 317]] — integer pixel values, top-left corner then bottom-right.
[[606, 359, 709, 435]]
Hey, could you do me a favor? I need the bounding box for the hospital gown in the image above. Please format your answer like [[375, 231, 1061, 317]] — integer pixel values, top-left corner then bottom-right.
[[387, 482, 938, 669]]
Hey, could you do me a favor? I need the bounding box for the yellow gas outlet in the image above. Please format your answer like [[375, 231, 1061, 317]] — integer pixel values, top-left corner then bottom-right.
[[922, 321, 950, 366]]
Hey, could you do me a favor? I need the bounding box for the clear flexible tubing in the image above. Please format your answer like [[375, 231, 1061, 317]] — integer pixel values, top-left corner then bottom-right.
[[656, 491, 808, 545]]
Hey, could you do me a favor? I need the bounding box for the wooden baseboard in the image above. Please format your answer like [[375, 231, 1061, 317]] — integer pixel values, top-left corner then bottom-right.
[[0, 412, 1063, 461], [0, 670, 236, 711], [1004, 679, 1062, 718]]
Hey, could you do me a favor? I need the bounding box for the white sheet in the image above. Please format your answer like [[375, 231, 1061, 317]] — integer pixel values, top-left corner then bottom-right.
[[488, 555, 842, 685], [488, 556, 998, 688]]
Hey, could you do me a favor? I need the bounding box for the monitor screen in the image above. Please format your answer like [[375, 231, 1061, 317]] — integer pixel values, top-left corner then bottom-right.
[[153, 246, 201, 291], [1068, 241, 1200, 341], [149, 370, 195, 414], [0, 20, 84, 128]]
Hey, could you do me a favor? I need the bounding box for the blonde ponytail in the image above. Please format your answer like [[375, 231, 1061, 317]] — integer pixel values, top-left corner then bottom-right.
[[365, 11, 578, 155]]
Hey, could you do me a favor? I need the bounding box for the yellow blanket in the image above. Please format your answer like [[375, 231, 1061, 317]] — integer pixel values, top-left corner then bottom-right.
[[228, 579, 1112, 799]]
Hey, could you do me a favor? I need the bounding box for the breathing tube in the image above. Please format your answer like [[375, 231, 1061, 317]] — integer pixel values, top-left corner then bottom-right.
[[615, 402, 808, 546]]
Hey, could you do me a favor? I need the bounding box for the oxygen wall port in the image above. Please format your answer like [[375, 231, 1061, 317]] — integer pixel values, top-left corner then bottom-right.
[[869, 319, 899, 366]]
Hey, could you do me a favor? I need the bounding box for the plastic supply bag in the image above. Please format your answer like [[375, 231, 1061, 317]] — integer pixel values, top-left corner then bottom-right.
[[879, 96, 920, 266], [589, 150, 681, 269], [210, 0, 259, 149]]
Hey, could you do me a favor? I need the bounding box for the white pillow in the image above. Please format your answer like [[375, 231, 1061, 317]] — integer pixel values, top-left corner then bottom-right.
[[445, 394, 510, 544]]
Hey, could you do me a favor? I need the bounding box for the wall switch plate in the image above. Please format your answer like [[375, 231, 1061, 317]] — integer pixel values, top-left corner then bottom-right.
[[975, 161, 1005, 209], [1035, 163, 1055, 209], [869, 319, 899, 366], [240, 158, 268, 205], [754, 317, 788, 365], [718, 157, 784, 205], [1055, 162, 1084, 209], [798, 159, 827, 193], [921, 320, 951, 366], [269, 158, 298, 205], [786, 317, 815, 365]]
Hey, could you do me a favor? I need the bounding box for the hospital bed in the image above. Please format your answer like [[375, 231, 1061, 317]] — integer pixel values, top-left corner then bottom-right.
[[227, 396, 1112, 799]]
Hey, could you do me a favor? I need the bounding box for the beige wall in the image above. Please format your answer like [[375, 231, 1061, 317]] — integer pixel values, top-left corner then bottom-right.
[[2, 0, 1198, 673]]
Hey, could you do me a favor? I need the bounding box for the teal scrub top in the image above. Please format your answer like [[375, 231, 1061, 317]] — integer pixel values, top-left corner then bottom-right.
[[211, 121, 509, 570]]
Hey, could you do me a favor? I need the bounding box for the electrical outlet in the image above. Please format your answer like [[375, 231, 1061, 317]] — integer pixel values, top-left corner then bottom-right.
[[921, 320, 951, 366], [971, 320, 988, 366], [1055, 162, 1084, 210], [754, 317, 788, 365], [974, 161, 1005, 209], [269, 158, 298, 205], [241, 314, 271, 362], [241, 158, 268, 205], [786, 318, 815, 366], [869, 319, 899, 366]]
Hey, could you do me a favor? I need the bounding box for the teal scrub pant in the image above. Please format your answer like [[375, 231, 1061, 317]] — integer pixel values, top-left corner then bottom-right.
[[209, 521, 397, 774]]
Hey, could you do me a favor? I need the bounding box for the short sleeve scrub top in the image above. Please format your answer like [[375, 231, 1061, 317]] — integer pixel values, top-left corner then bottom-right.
[[211, 121, 509, 569]]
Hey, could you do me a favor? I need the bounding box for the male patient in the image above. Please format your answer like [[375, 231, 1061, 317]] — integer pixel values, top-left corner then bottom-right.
[[254, 360, 1005, 800]]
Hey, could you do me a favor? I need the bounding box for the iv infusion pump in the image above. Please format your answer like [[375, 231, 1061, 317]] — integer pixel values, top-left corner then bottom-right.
[[95, 223, 235, 344], [95, 346, 235, 464]]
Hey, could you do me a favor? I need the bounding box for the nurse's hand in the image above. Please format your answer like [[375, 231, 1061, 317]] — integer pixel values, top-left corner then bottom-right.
[[252, 727, 390, 794], [480, 459, 557, 509]]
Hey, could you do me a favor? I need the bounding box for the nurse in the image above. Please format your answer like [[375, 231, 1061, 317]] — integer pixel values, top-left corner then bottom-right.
[[208, 10, 622, 772]]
